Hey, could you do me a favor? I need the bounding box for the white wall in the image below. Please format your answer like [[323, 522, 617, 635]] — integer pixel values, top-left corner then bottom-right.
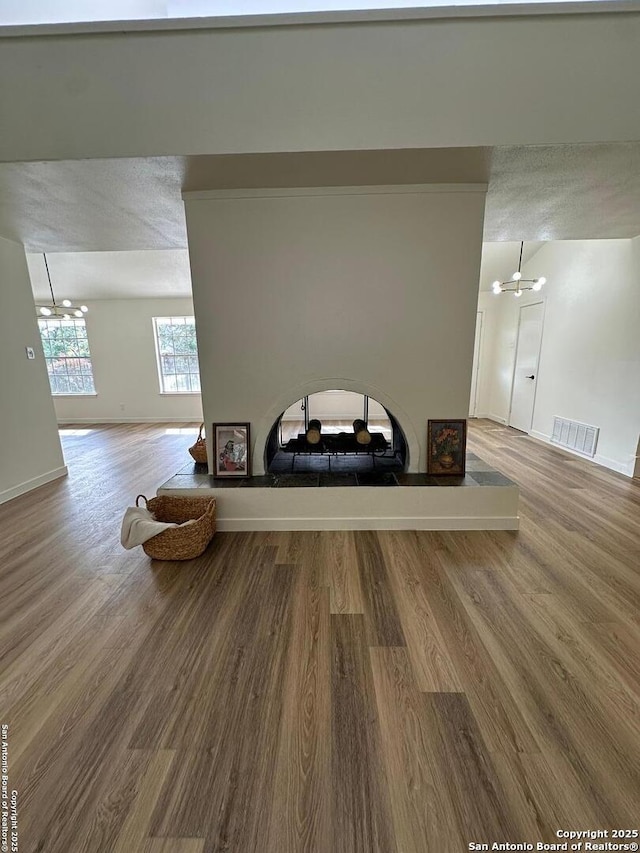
[[185, 185, 486, 474], [2, 12, 640, 162], [51, 298, 203, 423], [477, 239, 640, 476], [0, 235, 66, 503]]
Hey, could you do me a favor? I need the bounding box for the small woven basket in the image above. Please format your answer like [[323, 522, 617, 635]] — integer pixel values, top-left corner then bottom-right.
[[136, 494, 216, 560], [189, 423, 208, 465]]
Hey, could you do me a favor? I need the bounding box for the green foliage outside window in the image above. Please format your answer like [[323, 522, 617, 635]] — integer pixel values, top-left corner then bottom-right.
[[153, 317, 201, 393], [38, 319, 96, 395]]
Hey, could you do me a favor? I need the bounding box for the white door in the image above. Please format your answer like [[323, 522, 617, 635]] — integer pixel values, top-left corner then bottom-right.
[[509, 302, 544, 433], [469, 311, 483, 417]]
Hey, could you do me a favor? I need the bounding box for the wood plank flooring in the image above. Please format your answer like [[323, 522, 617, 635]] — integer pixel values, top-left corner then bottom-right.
[[1, 420, 639, 852]]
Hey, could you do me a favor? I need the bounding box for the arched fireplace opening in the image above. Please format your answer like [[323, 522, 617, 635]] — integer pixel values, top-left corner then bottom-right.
[[265, 390, 408, 474]]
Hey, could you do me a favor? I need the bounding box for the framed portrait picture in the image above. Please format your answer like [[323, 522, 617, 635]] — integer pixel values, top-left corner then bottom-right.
[[427, 420, 467, 476], [213, 422, 251, 478]]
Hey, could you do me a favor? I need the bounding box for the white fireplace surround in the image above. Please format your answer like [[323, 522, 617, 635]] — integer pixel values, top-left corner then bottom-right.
[[171, 183, 522, 529], [185, 183, 487, 478]]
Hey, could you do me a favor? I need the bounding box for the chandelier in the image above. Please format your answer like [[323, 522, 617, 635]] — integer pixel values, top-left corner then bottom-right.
[[35, 254, 88, 320], [492, 242, 546, 297]]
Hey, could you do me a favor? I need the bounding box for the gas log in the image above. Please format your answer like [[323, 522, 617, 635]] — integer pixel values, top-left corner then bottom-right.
[[306, 419, 322, 445], [352, 419, 372, 445]]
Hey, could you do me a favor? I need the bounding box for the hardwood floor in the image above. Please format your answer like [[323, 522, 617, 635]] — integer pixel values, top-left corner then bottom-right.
[[1, 420, 639, 852]]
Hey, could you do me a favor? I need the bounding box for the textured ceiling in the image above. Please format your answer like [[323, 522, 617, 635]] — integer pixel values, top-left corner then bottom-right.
[[1, 143, 640, 256], [485, 143, 640, 241], [3, 142, 640, 301], [0, 148, 489, 252], [27, 249, 193, 301], [0, 158, 188, 252]]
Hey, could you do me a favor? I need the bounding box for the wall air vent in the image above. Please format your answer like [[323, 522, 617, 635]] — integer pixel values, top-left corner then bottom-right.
[[551, 417, 599, 458]]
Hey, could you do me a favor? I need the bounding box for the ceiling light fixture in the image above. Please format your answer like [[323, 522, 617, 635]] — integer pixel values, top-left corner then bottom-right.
[[35, 254, 88, 321], [492, 242, 546, 297]]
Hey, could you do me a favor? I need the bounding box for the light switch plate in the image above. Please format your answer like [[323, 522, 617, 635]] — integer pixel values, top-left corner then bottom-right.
[[26, 346, 35, 359]]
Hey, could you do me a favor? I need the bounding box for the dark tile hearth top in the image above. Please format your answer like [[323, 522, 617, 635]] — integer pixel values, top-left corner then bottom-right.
[[161, 453, 516, 491], [356, 472, 398, 487], [432, 475, 480, 487], [239, 475, 276, 488], [269, 455, 329, 474], [467, 471, 516, 486], [465, 459, 497, 473], [319, 473, 358, 487], [395, 473, 440, 486], [275, 474, 320, 488]]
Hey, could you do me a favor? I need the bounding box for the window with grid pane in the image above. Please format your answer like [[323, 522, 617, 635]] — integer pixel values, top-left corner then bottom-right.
[[38, 318, 96, 395], [153, 316, 201, 393]]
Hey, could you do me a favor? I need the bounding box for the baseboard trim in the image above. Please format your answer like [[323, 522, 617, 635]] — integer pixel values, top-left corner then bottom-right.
[[487, 414, 508, 425], [0, 466, 68, 505], [57, 417, 201, 424], [214, 515, 520, 532], [529, 429, 634, 477]]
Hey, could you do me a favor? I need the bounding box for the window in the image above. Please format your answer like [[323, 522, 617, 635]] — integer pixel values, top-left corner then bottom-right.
[[153, 316, 201, 393], [38, 318, 96, 395]]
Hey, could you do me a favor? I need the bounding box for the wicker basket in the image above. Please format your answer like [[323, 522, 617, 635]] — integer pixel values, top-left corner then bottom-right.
[[135, 494, 216, 560], [189, 423, 208, 465]]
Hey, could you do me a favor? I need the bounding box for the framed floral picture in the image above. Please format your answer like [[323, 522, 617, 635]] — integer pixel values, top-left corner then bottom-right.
[[213, 422, 251, 478], [427, 420, 467, 476]]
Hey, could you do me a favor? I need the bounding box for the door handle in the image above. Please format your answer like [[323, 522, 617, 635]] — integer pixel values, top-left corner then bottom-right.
[[525, 374, 535, 380]]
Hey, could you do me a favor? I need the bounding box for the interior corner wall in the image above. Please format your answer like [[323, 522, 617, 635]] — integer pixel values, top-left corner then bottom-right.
[[185, 186, 486, 475], [51, 298, 203, 423], [0, 235, 66, 503], [482, 238, 640, 476]]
